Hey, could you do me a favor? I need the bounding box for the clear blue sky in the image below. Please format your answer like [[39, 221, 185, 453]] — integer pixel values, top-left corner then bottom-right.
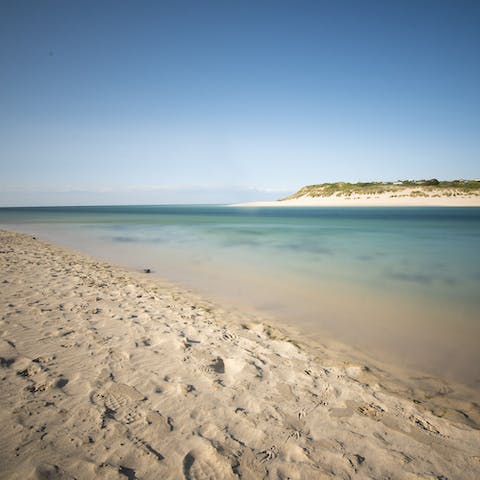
[[1, 0, 479, 205]]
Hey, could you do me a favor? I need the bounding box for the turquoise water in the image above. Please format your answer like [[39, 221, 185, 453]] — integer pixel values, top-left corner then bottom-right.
[[1, 205, 480, 387]]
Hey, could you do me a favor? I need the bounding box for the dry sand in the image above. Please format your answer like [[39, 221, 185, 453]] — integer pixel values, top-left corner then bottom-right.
[[1, 230, 479, 479], [231, 190, 480, 207]]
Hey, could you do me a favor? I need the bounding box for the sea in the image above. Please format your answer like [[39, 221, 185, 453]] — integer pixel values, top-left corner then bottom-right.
[[1, 205, 479, 389]]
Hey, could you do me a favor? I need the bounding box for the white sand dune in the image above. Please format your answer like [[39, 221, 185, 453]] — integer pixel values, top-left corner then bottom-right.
[[1, 230, 479, 479], [231, 190, 480, 207]]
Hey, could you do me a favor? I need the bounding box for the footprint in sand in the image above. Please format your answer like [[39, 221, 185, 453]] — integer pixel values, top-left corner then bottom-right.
[[91, 381, 170, 463], [234, 449, 265, 479], [183, 447, 236, 480], [258, 445, 278, 463], [16, 358, 57, 393], [297, 408, 307, 419], [287, 430, 302, 441], [35, 463, 69, 480], [221, 330, 238, 342], [210, 357, 225, 374], [357, 403, 385, 419], [91, 382, 145, 425], [408, 414, 441, 434], [202, 357, 225, 375]]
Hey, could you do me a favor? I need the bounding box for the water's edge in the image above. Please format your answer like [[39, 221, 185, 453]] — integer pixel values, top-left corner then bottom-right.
[[1, 205, 479, 392]]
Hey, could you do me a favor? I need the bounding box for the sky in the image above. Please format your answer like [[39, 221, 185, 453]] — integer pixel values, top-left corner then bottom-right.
[[1, 0, 479, 206]]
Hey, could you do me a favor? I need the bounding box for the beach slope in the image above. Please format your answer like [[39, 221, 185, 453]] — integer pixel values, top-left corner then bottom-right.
[[1, 230, 479, 479]]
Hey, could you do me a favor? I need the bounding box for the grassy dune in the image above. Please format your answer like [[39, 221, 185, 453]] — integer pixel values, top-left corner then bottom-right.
[[281, 179, 480, 200]]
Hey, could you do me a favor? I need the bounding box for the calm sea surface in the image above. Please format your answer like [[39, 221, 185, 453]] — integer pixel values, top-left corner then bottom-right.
[[1, 205, 479, 387]]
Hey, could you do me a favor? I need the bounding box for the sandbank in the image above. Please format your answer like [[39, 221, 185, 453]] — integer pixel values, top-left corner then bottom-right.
[[1, 230, 479, 479], [231, 191, 480, 207]]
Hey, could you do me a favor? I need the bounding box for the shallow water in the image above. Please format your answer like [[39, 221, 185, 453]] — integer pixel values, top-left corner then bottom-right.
[[1, 205, 479, 388]]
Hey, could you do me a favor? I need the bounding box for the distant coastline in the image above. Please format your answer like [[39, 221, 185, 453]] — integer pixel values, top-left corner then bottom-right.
[[232, 179, 480, 206]]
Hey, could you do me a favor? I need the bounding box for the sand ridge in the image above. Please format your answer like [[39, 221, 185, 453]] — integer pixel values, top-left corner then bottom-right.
[[1, 230, 479, 479]]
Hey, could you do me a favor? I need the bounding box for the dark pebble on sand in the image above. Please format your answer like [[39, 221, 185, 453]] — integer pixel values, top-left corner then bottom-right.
[[56, 378, 69, 388]]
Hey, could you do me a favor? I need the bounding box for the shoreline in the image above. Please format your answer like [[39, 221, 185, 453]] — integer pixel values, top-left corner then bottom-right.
[[230, 193, 480, 207], [1, 229, 480, 478], [4, 223, 480, 392]]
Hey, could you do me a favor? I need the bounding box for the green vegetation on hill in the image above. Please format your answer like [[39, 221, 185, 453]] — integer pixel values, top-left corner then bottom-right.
[[281, 179, 480, 200]]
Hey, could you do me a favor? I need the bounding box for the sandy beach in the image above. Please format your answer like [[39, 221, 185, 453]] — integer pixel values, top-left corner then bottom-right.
[[1, 229, 480, 479], [232, 191, 480, 207]]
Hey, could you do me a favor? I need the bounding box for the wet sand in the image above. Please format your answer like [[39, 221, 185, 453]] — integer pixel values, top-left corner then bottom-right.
[[1, 230, 479, 479]]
